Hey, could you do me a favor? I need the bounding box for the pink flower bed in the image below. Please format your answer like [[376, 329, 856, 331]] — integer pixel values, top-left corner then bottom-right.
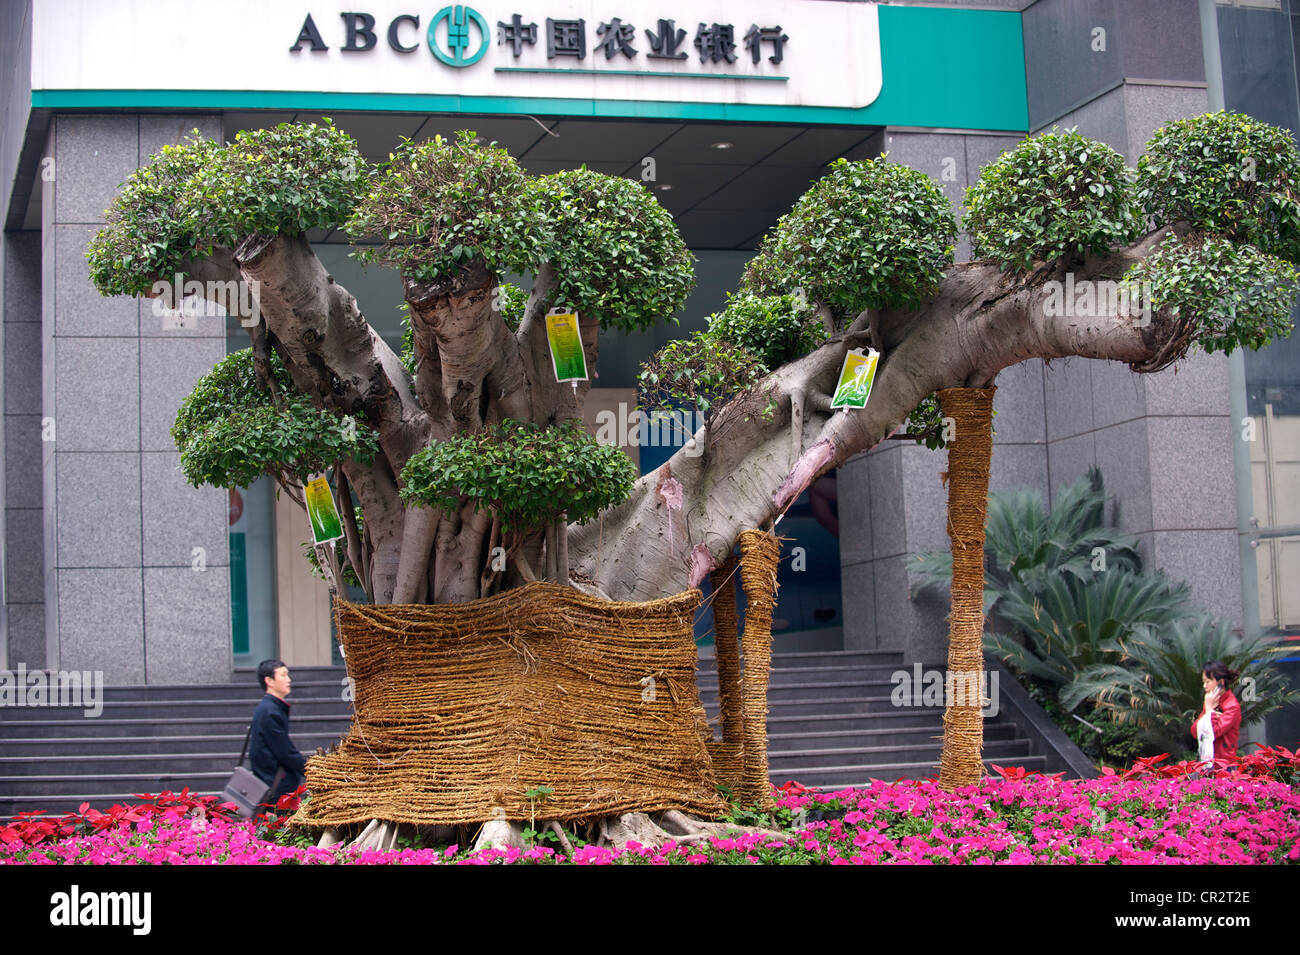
[[3, 752, 1298, 865]]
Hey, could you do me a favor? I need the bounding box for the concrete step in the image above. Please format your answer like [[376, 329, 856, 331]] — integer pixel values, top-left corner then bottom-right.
[[766, 723, 1016, 752], [0, 714, 354, 739], [98, 680, 351, 702], [703, 694, 932, 716], [0, 790, 228, 820], [696, 664, 914, 688], [1, 770, 233, 798], [768, 737, 1034, 770], [0, 753, 263, 776], [703, 710, 946, 733], [772, 755, 1052, 789], [697, 650, 905, 670], [0, 650, 1062, 820], [0, 732, 346, 757], [0, 697, 353, 721]]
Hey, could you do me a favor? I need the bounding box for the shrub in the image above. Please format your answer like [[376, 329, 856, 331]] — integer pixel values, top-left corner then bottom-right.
[[704, 291, 827, 369], [742, 155, 957, 321], [1137, 110, 1300, 263], [399, 420, 636, 535], [964, 128, 1144, 272]]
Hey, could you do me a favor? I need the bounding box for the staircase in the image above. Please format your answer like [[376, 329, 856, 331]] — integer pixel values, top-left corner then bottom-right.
[[0, 651, 1062, 819], [698, 648, 1049, 789], [0, 667, 350, 819]]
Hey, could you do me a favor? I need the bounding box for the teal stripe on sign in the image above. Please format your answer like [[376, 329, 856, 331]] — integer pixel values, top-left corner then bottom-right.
[[31, 7, 1028, 131], [874, 5, 1028, 131]]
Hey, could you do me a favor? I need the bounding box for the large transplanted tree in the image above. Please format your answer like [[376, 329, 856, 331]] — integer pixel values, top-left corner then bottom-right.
[[91, 112, 1297, 802]]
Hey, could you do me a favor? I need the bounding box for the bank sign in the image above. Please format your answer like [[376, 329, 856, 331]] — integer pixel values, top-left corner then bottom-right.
[[292, 7, 797, 72], [33, 0, 883, 111], [281, 1, 882, 107]]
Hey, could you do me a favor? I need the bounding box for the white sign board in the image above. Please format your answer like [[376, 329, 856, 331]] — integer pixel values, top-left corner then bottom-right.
[[31, 1, 883, 110]]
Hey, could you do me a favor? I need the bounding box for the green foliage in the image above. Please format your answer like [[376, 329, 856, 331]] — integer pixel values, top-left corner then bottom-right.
[[1122, 233, 1297, 354], [89, 121, 366, 298], [531, 167, 695, 331], [87, 135, 222, 297], [741, 156, 957, 321], [910, 468, 1142, 620], [903, 394, 951, 450], [715, 784, 803, 832], [348, 140, 695, 329], [490, 281, 528, 333], [964, 128, 1144, 271], [704, 291, 826, 369], [172, 349, 379, 489], [209, 120, 367, 239], [1026, 682, 1151, 766], [302, 535, 363, 589], [638, 332, 771, 422], [347, 130, 538, 283], [1137, 110, 1300, 263], [985, 570, 1191, 687], [398, 420, 636, 534], [1062, 617, 1300, 756]]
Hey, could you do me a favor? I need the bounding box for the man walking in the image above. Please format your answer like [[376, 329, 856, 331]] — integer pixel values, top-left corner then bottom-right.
[[250, 659, 307, 807]]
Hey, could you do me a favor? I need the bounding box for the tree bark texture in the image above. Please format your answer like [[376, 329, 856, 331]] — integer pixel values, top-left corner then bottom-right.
[[216, 228, 1184, 609]]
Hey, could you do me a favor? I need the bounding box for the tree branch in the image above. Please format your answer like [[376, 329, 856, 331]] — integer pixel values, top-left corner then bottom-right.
[[336, 467, 369, 602], [233, 233, 430, 470], [571, 227, 1195, 601], [404, 260, 530, 431]]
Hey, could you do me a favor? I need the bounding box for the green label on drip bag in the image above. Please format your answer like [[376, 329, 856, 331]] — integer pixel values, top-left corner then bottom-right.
[[545, 310, 588, 382], [831, 348, 880, 409], [305, 474, 344, 545]]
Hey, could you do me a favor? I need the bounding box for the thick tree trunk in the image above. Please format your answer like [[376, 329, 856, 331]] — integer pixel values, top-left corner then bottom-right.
[[572, 229, 1184, 601], [184, 227, 1185, 613]]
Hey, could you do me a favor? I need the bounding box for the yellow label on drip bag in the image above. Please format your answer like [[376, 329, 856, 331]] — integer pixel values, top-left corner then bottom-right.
[[545, 311, 588, 383]]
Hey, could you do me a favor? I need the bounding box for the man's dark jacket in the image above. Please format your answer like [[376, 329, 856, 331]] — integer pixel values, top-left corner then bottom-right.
[[249, 693, 306, 798]]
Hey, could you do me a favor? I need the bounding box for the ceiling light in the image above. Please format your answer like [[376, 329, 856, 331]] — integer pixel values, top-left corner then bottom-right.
[[656, 183, 673, 191], [710, 141, 734, 150]]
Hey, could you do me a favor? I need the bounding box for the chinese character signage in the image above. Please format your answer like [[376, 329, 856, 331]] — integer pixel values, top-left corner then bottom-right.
[[37, 1, 890, 116], [492, 14, 788, 68]]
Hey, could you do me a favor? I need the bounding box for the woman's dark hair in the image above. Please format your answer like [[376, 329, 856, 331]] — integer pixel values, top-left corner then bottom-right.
[[1202, 660, 1239, 687], [257, 658, 287, 691]]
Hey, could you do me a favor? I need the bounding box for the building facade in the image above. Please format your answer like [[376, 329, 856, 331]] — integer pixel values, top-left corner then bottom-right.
[[0, 0, 1295, 701]]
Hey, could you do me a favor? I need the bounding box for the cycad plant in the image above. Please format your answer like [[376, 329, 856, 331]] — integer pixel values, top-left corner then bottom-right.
[[1062, 616, 1300, 756], [986, 569, 1192, 687], [910, 468, 1142, 624]]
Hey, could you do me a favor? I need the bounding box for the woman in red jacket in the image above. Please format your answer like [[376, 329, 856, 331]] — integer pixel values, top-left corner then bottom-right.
[[1190, 661, 1241, 766]]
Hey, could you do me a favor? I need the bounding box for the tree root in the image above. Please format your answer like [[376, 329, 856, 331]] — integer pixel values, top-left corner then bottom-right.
[[658, 809, 787, 843], [352, 819, 391, 851], [548, 819, 574, 855], [592, 810, 788, 851], [326, 811, 789, 857], [472, 817, 525, 853]]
